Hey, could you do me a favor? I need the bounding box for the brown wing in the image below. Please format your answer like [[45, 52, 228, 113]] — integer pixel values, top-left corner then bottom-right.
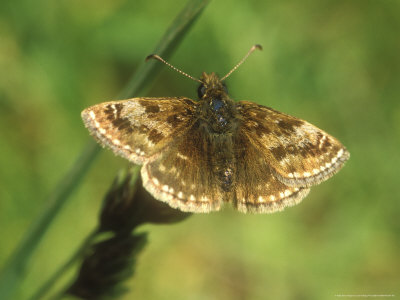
[[81, 97, 197, 164], [141, 122, 223, 213], [236, 101, 350, 188], [233, 130, 310, 213]]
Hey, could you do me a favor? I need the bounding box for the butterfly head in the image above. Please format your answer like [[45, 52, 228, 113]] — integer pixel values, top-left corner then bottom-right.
[[197, 72, 228, 100], [196, 72, 236, 133]]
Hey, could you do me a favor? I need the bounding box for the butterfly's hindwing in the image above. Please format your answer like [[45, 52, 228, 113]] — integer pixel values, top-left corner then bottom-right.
[[233, 130, 310, 213], [81, 97, 197, 164], [237, 101, 350, 188], [141, 123, 224, 213]]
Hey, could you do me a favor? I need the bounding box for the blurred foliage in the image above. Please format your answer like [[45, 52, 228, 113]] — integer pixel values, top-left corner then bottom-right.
[[0, 0, 399, 299]]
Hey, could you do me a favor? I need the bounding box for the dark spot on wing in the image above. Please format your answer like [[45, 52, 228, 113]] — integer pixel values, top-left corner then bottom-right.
[[287, 165, 297, 174], [255, 110, 268, 119], [144, 105, 160, 113], [276, 119, 303, 137], [104, 104, 123, 121], [324, 140, 332, 148], [320, 139, 332, 152], [183, 108, 194, 117], [112, 118, 131, 131], [111, 117, 124, 127], [148, 129, 164, 144], [299, 141, 316, 157], [255, 123, 271, 136], [277, 119, 303, 132], [166, 114, 182, 126], [183, 99, 194, 106], [243, 117, 271, 137], [270, 145, 286, 161]]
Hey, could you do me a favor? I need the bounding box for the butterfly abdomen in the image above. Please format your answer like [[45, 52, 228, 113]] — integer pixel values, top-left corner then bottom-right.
[[207, 133, 237, 194]]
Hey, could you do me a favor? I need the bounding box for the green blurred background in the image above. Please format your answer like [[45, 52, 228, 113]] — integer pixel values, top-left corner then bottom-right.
[[1, 0, 399, 299]]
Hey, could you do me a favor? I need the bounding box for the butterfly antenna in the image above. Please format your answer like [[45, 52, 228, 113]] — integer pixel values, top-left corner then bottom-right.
[[221, 44, 262, 81], [146, 54, 202, 83]]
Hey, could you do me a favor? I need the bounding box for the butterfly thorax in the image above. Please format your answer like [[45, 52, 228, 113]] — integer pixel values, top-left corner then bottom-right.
[[198, 72, 238, 134]]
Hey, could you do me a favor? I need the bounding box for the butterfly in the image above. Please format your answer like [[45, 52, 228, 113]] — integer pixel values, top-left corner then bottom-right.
[[81, 45, 349, 213]]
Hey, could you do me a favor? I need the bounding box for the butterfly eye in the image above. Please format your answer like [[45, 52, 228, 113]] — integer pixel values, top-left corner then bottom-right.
[[198, 84, 207, 99], [222, 83, 228, 94]]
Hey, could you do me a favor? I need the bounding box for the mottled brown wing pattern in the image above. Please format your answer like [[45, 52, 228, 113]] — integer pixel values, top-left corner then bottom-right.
[[233, 131, 310, 213], [141, 123, 223, 212], [236, 101, 350, 188], [81, 70, 349, 214], [81, 97, 197, 164]]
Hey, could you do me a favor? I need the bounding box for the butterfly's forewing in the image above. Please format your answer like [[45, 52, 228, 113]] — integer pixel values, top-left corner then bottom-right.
[[81, 97, 197, 164], [141, 122, 223, 213], [237, 101, 349, 188], [233, 130, 310, 213]]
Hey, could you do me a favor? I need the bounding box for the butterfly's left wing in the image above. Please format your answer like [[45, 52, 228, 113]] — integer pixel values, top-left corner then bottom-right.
[[236, 101, 349, 188], [81, 97, 197, 164], [141, 121, 224, 213]]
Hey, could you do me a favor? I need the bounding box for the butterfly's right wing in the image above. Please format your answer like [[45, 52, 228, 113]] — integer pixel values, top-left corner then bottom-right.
[[233, 129, 310, 213], [81, 97, 198, 164], [236, 101, 349, 188]]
